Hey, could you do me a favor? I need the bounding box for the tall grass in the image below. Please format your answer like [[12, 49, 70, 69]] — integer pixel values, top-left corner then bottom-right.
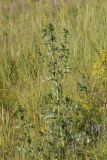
[[0, 0, 107, 159]]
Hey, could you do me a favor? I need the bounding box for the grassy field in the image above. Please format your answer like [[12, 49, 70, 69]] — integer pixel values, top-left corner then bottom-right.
[[0, 0, 107, 159]]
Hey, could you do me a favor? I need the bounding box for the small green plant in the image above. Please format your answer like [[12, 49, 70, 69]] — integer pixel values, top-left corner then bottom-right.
[[37, 23, 73, 159], [14, 104, 38, 160]]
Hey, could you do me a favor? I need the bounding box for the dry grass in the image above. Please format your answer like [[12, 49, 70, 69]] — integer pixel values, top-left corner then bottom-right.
[[0, 0, 107, 159]]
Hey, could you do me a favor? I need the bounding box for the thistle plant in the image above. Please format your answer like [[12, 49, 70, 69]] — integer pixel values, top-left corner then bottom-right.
[[38, 23, 72, 159]]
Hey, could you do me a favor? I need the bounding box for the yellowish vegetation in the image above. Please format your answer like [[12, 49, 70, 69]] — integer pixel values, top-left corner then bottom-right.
[[0, 0, 107, 159]]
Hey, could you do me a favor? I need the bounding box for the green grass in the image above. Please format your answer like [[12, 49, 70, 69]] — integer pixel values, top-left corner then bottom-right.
[[0, 0, 107, 159]]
